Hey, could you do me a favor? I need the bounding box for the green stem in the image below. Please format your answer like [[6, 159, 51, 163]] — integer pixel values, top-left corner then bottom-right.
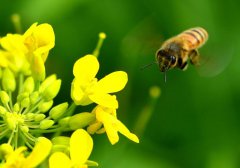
[[35, 80, 40, 91], [18, 73, 24, 95], [7, 129, 15, 145], [92, 32, 106, 58], [22, 98, 42, 114], [52, 102, 76, 136], [30, 126, 70, 134], [8, 91, 13, 110], [65, 102, 77, 116], [0, 128, 9, 139], [5, 103, 11, 112], [19, 131, 34, 149], [14, 125, 19, 148], [22, 131, 36, 142], [0, 123, 6, 127], [19, 107, 24, 114]]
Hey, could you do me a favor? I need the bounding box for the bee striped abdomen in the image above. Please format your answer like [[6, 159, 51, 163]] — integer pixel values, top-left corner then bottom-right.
[[179, 27, 208, 50]]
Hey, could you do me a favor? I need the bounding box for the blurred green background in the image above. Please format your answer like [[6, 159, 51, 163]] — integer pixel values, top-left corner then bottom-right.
[[1, 0, 240, 167]]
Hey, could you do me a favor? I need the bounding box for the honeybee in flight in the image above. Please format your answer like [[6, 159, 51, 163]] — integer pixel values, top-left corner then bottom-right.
[[155, 27, 208, 81]]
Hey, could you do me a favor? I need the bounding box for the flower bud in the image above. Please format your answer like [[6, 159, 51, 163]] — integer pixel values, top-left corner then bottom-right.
[[0, 106, 7, 115], [69, 112, 95, 130], [86, 161, 99, 167], [0, 144, 14, 156], [58, 117, 70, 126], [40, 119, 54, 129], [87, 122, 102, 134], [17, 92, 29, 102], [51, 136, 69, 146], [2, 68, 16, 92], [38, 100, 53, 113], [22, 77, 35, 93], [21, 97, 30, 108], [26, 113, 34, 120], [34, 114, 46, 122], [6, 117, 16, 130], [49, 102, 68, 120], [20, 125, 29, 133], [13, 103, 20, 112], [149, 86, 161, 99], [0, 91, 10, 104], [41, 79, 61, 101], [30, 91, 39, 104], [51, 137, 69, 153], [39, 74, 56, 93], [31, 54, 46, 81]]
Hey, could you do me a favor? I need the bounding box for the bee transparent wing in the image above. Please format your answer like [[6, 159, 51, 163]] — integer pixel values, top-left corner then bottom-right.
[[120, 16, 164, 69], [196, 44, 234, 77]]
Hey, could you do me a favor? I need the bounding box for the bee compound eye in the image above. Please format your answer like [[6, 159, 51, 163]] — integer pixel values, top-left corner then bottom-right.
[[170, 55, 176, 63]]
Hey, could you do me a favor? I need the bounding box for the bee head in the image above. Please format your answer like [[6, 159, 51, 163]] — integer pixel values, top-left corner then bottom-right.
[[156, 49, 177, 72]]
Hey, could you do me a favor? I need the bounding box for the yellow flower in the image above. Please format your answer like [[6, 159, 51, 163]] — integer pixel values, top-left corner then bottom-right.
[[0, 137, 52, 168], [0, 23, 54, 75], [23, 22, 55, 62], [0, 50, 10, 68], [87, 106, 139, 145], [49, 129, 97, 168], [71, 54, 127, 108], [0, 34, 29, 72]]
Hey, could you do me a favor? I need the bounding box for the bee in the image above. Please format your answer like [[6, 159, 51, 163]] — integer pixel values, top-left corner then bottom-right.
[[155, 27, 208, 81]]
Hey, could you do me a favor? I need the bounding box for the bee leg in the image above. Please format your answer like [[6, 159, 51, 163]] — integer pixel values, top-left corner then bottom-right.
[[180, 62, 188, 71], [189, 49, 200, 65], [178, 58, 188, 71]]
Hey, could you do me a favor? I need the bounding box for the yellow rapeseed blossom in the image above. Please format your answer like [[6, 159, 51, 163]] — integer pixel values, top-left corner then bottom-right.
[[0, 22, 54, 77], [0, 137, 52, 168], [0, 34, 28, 72], [0, 50, 9, 68], [23, 22, 55, 62], [71, 54, 127, 108], [49, 129, 97, 168], [87, 105, 139, 145]]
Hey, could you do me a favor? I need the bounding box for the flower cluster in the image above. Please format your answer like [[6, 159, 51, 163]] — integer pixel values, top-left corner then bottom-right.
[[0, 20, 139, 167], [71, 54, 139, 145]]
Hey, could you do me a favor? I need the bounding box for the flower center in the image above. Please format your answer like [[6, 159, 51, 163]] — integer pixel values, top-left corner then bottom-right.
[[82, 78, 98, 94], [6, 112, 25, 130]]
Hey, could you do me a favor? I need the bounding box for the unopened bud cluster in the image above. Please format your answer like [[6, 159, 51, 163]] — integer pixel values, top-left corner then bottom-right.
[[0, 68, 66, 148]]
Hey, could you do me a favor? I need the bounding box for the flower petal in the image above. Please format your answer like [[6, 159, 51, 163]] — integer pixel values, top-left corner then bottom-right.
[[96, 106, 139, 144], [23, 22, 38, 38], [1, 34, 28, 54], [23, 137, 52, 168], [89, 93, 118, 109], [33, 24, 55, 52], [115, 119, 139, 143], [103, 120, 119, 145], [0, 51, 9, 67], [71, 78, 92, 105], [96, 108, 119, 145], [87, 121, 103, 134], [49, 152, 72, 168], [70, 129, 93, 165], [94, 71, 128, 93], [73, 55, 99, 83]]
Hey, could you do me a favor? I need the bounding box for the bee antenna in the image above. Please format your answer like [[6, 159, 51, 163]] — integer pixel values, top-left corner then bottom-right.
[[141, 61, 158, 70], [164, 71, 167, 83]]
